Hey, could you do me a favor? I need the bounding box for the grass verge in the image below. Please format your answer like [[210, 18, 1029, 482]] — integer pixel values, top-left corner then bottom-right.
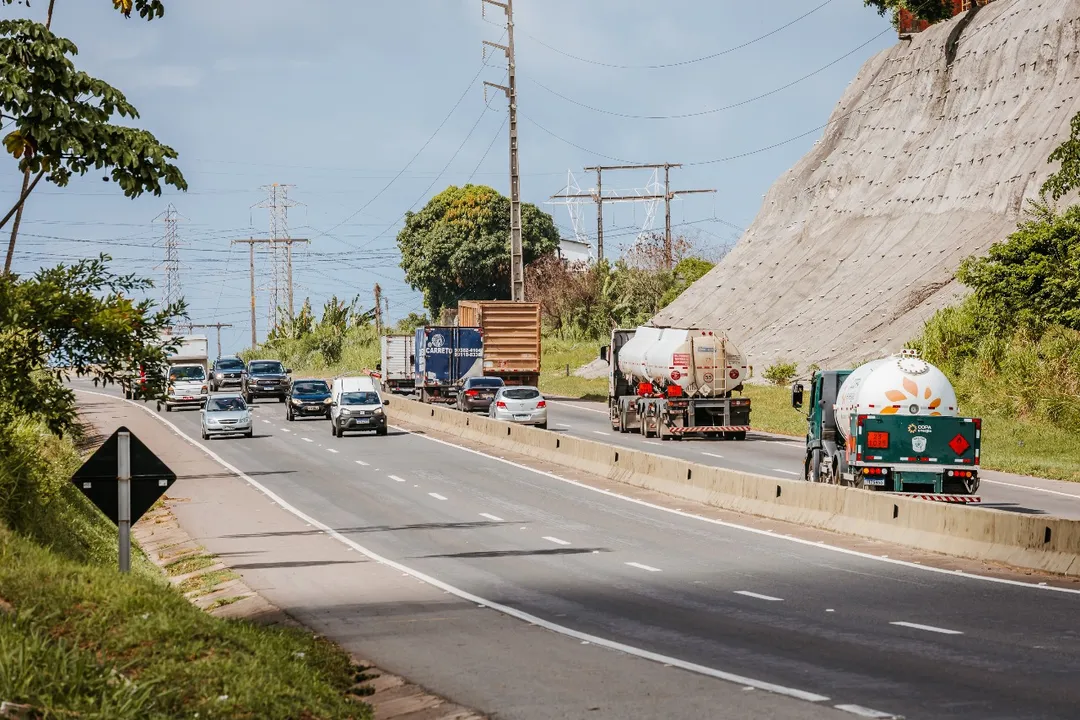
[[0, 413, 371, 719]]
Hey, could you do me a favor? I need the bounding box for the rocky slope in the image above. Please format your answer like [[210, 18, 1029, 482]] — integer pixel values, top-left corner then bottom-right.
[[654, 0, 1080, 371]]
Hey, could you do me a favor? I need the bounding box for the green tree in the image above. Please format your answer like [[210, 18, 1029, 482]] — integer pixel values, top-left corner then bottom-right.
[[956, 203, 1080, 333], [1, 0, 184, 273], [862, 0, 955, 27], [1043, 112, 1080, 202], [392, 312, 428, 334], [659, 256, 714, 308], [397, 184, 560, 316], [0, 255, 186, 433]]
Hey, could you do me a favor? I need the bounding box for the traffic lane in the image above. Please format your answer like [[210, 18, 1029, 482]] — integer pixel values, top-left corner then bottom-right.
[[545, 398, 1080, 520], [177, 398, 1080, 644], [84, 397, 851, 720], [164, 401, 1080, 718], [544, 398, 806, 473]]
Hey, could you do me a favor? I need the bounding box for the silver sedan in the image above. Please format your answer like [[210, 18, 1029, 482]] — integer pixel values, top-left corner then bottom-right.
[[488, 386, 547, 429], [200, 393, 253, 440]]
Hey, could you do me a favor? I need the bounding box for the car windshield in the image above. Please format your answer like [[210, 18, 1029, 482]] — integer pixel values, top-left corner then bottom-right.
[[248, 361, 283, 374], [470, 378, 504, 388], [216, 359, 244, 370], [208, 397, 247, 412], [293, 381, 329, 394], [170, 366, 205, 381], [341, 392, 379, 405], [503, 388, 540, 400]]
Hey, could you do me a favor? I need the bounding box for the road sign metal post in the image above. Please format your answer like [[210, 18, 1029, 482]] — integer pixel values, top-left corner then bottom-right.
[[117, 429, 131, 573]]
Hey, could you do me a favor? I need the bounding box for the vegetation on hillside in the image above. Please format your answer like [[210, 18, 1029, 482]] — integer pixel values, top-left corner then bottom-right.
[[861, 0, 956, 26], [397, 184, 559, 317]]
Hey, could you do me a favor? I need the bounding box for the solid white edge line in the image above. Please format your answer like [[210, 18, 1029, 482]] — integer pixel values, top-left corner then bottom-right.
[[74, 389, 831, 705], [889, 621, 963, 635], [378, 418, 1080, 596], [388, 475, 407, 483], [479, 513, 505, 522], [429, 492, 448, 501], [701, 452, 725, 459], [592, 430, 611, 436], [772, 469, 800, 476], [834, 704, 902, 719], [734, 591, 783, 602], [625, 562, 662, 572], [542, 536, 570, 545], [982, 478, 1080, 500]]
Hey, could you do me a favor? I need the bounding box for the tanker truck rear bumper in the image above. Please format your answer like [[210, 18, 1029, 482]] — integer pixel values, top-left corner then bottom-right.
[[612, 396, 751, 440]]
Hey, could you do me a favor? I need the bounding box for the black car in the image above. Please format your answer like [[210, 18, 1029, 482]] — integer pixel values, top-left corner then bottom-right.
[[209, 356, 246, 391], [456, 376, 505, 412], [242, 359, 291, 403], [287, 379, 331, 421]]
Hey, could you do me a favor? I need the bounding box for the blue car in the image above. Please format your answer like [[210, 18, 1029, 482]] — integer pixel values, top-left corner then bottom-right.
[[286, 378, 332, 421]]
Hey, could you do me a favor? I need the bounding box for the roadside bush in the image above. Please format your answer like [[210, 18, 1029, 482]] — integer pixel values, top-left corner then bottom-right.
[[763, 361, 798, 386]]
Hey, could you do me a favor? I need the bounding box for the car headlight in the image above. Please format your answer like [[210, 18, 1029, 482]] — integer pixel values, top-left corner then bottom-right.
[[323, 397, 332, 405], [215, 372, 223, 379], [167, 384, 174, 394], [374, 407, 384, 415], [206, 417, 219, 424], [200, 385, 208, 394], [340, 408, 351, 415], [291, 398, 303, 406]]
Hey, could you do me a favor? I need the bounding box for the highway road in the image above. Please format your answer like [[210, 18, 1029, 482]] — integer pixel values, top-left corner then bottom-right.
[[541, 396, 1080, 520], [92, 388, 1080, 720]]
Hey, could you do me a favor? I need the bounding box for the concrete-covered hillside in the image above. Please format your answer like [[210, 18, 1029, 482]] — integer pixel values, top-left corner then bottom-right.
[[654, 0, 1080, 371]]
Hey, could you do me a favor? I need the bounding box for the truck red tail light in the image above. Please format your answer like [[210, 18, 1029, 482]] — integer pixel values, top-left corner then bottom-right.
[[867, 431, 889, 449]]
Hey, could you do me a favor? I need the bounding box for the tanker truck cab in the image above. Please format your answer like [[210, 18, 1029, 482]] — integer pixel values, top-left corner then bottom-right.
[[793, 350, 982, 501]]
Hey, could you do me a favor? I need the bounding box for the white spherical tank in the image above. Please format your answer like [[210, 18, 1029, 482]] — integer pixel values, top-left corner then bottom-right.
[[834, 350, 959, 440]]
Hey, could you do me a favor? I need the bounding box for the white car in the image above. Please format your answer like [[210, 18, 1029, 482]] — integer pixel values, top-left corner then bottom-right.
[[200, 393, 253, 440], [489, 386, 547, 429], [330, 375, 389, 437]]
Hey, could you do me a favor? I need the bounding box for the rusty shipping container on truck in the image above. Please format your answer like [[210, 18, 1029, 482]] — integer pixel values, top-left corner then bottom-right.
[[457, 300, 541, 374]]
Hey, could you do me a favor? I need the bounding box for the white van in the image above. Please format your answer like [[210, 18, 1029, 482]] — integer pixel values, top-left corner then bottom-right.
[[329, 375, 390, 437]]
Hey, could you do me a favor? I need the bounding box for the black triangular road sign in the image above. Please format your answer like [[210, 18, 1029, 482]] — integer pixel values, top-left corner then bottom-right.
[[70, 426, 177, 525]]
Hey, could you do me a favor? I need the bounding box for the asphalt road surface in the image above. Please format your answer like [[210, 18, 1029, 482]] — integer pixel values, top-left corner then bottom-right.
[[92, 387, 1080, 720], [539, 396, 1080, 520]]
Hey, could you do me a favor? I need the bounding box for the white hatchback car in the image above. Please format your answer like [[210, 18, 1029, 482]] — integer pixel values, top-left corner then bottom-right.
[[489, 386, 547, 429], [200, 393, 253, 440]]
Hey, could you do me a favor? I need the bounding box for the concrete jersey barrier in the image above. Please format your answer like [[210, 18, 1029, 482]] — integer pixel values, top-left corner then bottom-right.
[[388, 396, 1080, 577]]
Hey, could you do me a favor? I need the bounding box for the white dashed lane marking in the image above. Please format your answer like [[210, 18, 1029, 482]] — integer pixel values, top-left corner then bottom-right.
[[543, 536, 570, 545], [734, 590, 783, 602], [480, 513, 505, 522], [355, 460, 369, 466], [625, 562, 661, 572], [889, 621, 963, 635], [429, 492, 448, 501], [388, 475, 407, 483]]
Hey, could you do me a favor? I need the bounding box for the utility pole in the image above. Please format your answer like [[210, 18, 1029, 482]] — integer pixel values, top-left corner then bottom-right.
[[154, 204, 184, 307], [551, 163, 715, 269], [373, 283, 383, 335], [231, 237, 308, 348], [482, 0, 523, 301], [173, 322, 234, 358]]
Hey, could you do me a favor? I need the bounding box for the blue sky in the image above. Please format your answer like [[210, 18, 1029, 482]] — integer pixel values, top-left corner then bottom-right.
[[4, 0, 896, 355]]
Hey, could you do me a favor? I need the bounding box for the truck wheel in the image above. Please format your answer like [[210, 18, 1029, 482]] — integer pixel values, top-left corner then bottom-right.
[[731, 431, 747, 441], [808, 449, 823, 483]]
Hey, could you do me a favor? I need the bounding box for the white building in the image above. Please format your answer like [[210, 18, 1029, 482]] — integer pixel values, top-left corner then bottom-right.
[[557, 237, 594, 265]]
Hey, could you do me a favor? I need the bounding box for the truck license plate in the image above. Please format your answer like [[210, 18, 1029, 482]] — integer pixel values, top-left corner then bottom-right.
[[864, 478, 886, 487]]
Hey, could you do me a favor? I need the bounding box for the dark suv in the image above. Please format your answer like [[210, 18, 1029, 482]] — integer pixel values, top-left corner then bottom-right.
[[287, 379, 331, 421], [210, 356, 246, 391], [242, 359, 291, 403], [456, 376, 505, 412]]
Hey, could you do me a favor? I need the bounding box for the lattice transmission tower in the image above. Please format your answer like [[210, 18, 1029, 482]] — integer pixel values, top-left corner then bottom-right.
[[254, 184, 303, 330], [154, 204, 184, 307]]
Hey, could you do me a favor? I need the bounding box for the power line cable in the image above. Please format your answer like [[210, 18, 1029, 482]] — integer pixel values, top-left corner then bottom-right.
[[523, 28, 889, 120], [518, 0, 837, 70]]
